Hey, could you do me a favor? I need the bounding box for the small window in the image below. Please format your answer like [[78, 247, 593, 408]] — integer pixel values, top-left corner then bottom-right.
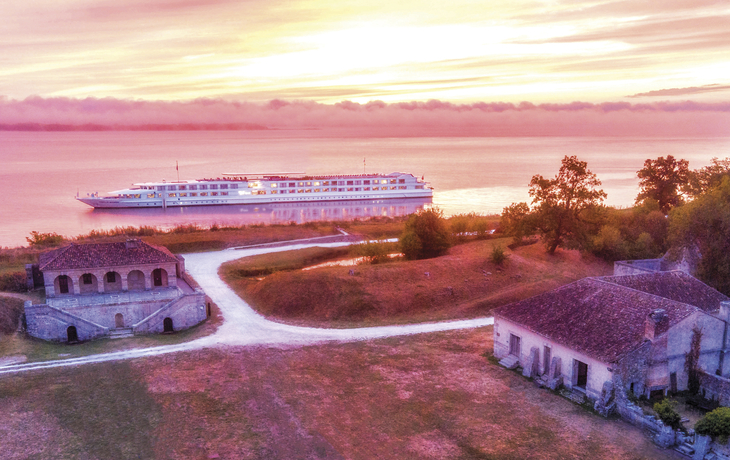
[[200, 192, 208, 196], [199, 184, 208, 190], [210, 184, 218, 190], [399, 179, 406, 184], [211, 192, 218, 196], [189, 184, 198, 190], [179, 192, 187, 197], [270, 183, 277, 188], [167, 185, 176, 191], [178, 185, 186, 190], [347, 180, 353, 185], [191, 192, 198, 197], [230, 184, 238, 189], [168, 193, 176, 197], [363, 180, 370, 185], [83, 274, 93, 284], [289, 182, 296, 187], [220, 184, 228, 189]]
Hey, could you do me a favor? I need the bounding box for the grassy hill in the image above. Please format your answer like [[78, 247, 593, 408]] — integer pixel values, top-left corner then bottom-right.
[[222, 238, 613, 327]]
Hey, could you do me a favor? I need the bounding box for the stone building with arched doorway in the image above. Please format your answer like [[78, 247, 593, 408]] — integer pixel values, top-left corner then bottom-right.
[[24, 239, 207, 342]]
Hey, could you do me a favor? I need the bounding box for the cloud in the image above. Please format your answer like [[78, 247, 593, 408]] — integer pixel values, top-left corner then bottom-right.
[[628, 84, 730, 98], [1, 96, 730, 137]]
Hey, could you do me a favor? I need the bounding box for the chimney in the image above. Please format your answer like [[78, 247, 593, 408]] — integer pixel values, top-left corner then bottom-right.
[[125, 239, 139, 249], [644, 309, 665, 341], [720, 301, 730, 322]]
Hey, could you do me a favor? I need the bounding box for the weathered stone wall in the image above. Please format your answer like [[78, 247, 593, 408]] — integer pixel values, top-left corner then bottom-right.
[[44, 261, 179, 298], [24, 302, 108, 342], [699, 372, 730, 406], [494, 316, 612, 400], [134, 290, 206, 334], [613, 259, 663, 276], [56, 298, 175, 329]]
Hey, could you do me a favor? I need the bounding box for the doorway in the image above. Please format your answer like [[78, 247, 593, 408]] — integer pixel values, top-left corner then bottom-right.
[[509, 334, 521, 357], [575, 360, 588, 389], [163, 317, 173, 333], [115, 313, 124, 328], [67, 325, 78, 342]]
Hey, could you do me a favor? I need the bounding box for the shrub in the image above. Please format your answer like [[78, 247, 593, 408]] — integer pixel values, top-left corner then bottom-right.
[[0, 272, 27, 292], [350, 240, 398, 264], [653, 399, 683, 430], [696, 407, 730, 443], [26, 231, 64, 247], [490, 245, 508, 266]]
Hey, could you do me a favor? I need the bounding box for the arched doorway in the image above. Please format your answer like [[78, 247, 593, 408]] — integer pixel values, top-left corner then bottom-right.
[[67, 326, 78, 342], [79, 273, 98, 294], [152, 268, 168, 287], [104, 271, 122, 292], [56, 275, 72, 295], [163, 317, 173, 333], [127, 270, 145, 291], [115, 313, 124, 328]]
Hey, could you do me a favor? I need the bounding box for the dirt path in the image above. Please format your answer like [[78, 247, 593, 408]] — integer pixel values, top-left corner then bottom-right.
[[0, 241, 493, 375]]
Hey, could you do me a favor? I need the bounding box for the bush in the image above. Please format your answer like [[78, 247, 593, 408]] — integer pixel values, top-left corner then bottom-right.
[[400, 209, 452, 260], [350, 240, 398, 264], [490, 245, 508, 266], [0, 271, 27, 292], [696, 407, 730, 443], [26, 231, 64, 247], [653, 399, 683, 430]]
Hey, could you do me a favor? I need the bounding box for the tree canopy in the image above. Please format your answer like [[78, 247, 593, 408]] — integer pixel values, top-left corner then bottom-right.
[[685, 157, 730, 198], [524, 155, 606, 254], [400, 208, 452, 260], [636, 155, 689, 214], [668, 177, 730, 295]]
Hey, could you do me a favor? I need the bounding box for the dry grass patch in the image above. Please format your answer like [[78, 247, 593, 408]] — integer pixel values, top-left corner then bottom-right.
[[223, 238, 612, 327], [0, 327, 677, 459]]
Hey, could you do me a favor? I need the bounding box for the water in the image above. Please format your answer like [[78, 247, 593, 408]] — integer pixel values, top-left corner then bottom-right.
[[1, 130, 729, 248]]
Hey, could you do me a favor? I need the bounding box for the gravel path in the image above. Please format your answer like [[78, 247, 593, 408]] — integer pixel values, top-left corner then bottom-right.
[[0, 241, 493, 375]]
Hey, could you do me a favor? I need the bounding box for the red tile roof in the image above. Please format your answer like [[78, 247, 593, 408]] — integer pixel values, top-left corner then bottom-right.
[[493, 272, 723, 363], [39, 240, 178, 271]]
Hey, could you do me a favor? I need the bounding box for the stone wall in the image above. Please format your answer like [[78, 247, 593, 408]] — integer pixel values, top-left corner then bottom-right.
[[134, 290, 206, 334], [24, 302, 108, 342], [699, 372, 730, 407]]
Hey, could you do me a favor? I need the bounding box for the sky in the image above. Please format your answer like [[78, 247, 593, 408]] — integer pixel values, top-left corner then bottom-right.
[[1, 0, 729, 134]]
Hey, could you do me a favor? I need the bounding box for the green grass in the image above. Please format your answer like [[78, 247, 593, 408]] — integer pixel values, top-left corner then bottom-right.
[[220, 246, 352, 277], [0, 300, 222, 363]]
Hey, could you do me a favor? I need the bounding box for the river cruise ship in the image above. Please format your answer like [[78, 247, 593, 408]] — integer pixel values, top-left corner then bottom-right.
[[77, 172, 432, 209]]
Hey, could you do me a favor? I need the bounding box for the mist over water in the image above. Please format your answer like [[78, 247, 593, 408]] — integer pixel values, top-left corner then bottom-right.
[[1, 130, 729, 248]]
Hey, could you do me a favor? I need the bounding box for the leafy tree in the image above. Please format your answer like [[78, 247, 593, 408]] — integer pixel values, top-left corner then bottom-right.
[[685, 157, 730, 198], [527, 156, 606, 255], [653, 399, 683, 430], [636, 155, 689, 214], [589, 200, 668, 261], [500, 202, 532, 243], [669, 178, 730, 295], [696, 407, 730, 443], [400, 208, 452, 260]]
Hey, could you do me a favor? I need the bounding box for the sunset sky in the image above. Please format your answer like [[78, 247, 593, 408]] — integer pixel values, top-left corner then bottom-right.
[[1, 0, 729, 134]]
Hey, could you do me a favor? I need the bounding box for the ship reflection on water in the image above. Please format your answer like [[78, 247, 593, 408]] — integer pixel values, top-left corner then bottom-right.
[[86, 197, 433, 231]]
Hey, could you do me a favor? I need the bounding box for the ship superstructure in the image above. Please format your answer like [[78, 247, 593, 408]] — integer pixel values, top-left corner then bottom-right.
[[77, 172, 432, 209]]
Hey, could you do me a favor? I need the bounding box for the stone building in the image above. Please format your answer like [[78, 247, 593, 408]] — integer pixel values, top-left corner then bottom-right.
[[25, 239, 207, 342], [493, 271, 730, 410]]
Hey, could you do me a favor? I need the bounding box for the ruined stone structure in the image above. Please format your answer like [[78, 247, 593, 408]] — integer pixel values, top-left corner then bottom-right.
[[24, 239, 207, 342], [493, 271, 730, 415]]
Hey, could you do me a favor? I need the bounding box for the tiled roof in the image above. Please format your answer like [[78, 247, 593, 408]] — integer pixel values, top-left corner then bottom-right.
[[494, 277, 702, 363], [39, 240, 178, 270], [599, 271, 728, 313]]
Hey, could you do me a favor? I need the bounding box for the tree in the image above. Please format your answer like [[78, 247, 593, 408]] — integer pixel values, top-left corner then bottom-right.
[[669, 178, 730, 295], [400, 208, 452, 260], [636, 155, 689, 214], [696, 407, 730, 444], [653, 399, 683, 430], [26, 231, 64, 247], [685, 157, 730, 198], [527, 156, 606, 255]]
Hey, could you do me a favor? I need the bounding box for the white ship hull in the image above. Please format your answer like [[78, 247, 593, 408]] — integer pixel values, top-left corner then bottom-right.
[[77, 172, 433, 209]]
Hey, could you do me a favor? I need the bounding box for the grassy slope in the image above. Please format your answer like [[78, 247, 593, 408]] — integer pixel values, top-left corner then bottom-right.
[[223, 238, 613, 327], [0, 327, 673, 460]]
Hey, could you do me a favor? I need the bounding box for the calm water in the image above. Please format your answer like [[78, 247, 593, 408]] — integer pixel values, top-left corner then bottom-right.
[[1, 131, 729, 248]]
